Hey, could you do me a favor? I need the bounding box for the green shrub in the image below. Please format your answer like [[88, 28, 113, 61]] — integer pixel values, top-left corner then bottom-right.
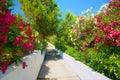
[[65, 45, 120, 80]]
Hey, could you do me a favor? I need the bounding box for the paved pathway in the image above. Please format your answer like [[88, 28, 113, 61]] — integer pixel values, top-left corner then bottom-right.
[[37, 44, 81, 80]]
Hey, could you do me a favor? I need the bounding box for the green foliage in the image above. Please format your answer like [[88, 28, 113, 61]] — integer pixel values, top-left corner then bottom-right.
[[53, 5, 120, 79], [55, 11, 77, 49], [65, 45, 120, 80], [55, 37, 67, 52], [19, 0, 60, 38], [65, 46, 81, 60]]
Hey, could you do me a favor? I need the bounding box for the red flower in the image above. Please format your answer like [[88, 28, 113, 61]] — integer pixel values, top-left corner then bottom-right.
[[22, 62, 28, 69], [28, 36, 33, 41], [0, 62, 8, 74], [25, 27, 32, 35], [104, 11, 111, 15], [95, 36, 102, 43], [2, 36, 8, 43], [13, 36, 24, 45], [94, 16, 101, 23], [108, 30, 120, 39], [19, 23, 25, 31], [95, 47, 99, 51], [85, 43, 89, 47], [0, 27, 10, 33], [115, 12, 120, 15], [116, 40, 120, 46], [22, 42, 34, 51], [0, 10, 16, 27], [104, 38, 115, 46], [0, 35, 8, 43], [103, 27, 112, 33], [93, 44, 97, 47]]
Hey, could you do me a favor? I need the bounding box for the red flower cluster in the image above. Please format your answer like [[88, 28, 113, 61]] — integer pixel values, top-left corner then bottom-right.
[[0, 0, 40, 74], [22, 42, 34, 51], [108, 0, 120, 8], [0, 62, 8, 74], [13, 35, 25, 46], [94, 0, 120, 47], [95, 35, 102, 43], [71, 0, 120, 53]]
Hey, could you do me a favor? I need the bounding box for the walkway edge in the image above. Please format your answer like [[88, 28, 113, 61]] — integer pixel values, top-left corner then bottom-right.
[[62, 52, 111, 80], [49, 43, 111, 80]]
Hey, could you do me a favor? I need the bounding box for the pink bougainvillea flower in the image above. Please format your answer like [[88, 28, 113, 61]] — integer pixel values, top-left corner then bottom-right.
[[0, 10, 16, 27], [95, 36, 102, 43], [116, 40, 120, 46], [24, 23, 30, 27], [25, 27, 32, 35], [104, 11, 111, 15], [85, 43, 89, 47], [94, 16, 101, 23], [0, 35, 8, 43], [104, 37, 115, 46], [2, 36, 8, 43], [19, 23, 25, 31], [115, 12, 120, 15], [95, 47, 99, 51], [13, 36, 25, 45], [103, 27, 112, 33], [28, 36, 33, 41], [22, 62, 28, 69], [0, 27, 10, 33], [22, 42, 34, 51], [93, 44, 97, 47], [108, 30, 120, 39], [0, 62, 8, 74]]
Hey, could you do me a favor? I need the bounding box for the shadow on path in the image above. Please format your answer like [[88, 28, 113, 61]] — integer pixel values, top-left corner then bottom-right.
[[37, 49, 60, 80], [37, 49, 80, 80]]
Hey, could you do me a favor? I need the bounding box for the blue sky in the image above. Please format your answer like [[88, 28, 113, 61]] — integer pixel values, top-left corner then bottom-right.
[[12, 0, 110, 16]]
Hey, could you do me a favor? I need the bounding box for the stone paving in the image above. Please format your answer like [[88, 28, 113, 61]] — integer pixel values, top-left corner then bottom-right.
[[37, 43, 81, 80]]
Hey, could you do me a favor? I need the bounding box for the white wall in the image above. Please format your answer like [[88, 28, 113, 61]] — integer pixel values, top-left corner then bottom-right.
[[58, 50, 111, 80], [0, 50, 46, 80]]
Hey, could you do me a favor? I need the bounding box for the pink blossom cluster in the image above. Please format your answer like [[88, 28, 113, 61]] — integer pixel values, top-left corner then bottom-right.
[[13, 36, 25, 46], [22, 42, 34, 51], [94, 0, 120, 47], [0, 10, 16, 27], [0, 0, 39, 74], [95, 20, 120, 46], [0, 62, 7, 74], [0, 10, 16, 34], [71, 0, 120, 52], [108, 0, 120, 8]]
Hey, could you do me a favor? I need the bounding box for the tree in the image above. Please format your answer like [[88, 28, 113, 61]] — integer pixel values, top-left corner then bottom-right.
[[19, 0, 60, 39], [55, 11, 77, 51], [57, 11, 77, 38]]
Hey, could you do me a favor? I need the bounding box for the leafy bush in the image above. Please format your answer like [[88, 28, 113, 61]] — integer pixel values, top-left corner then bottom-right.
[[0, 0, 44, 74], [65, 45, 120, 80], [54, 0, 120, 79]]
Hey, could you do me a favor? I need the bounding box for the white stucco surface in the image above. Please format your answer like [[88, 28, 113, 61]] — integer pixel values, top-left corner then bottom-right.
[[0, 50, 46, 80], [59, 51, 111, 80]]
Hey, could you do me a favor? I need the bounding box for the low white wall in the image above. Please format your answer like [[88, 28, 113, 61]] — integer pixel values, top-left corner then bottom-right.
[[0, 50, 46, 80], [57, 50, 111, 80]]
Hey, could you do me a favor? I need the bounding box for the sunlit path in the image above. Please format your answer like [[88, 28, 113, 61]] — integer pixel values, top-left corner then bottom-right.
[[37, 44, 81, 80]]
